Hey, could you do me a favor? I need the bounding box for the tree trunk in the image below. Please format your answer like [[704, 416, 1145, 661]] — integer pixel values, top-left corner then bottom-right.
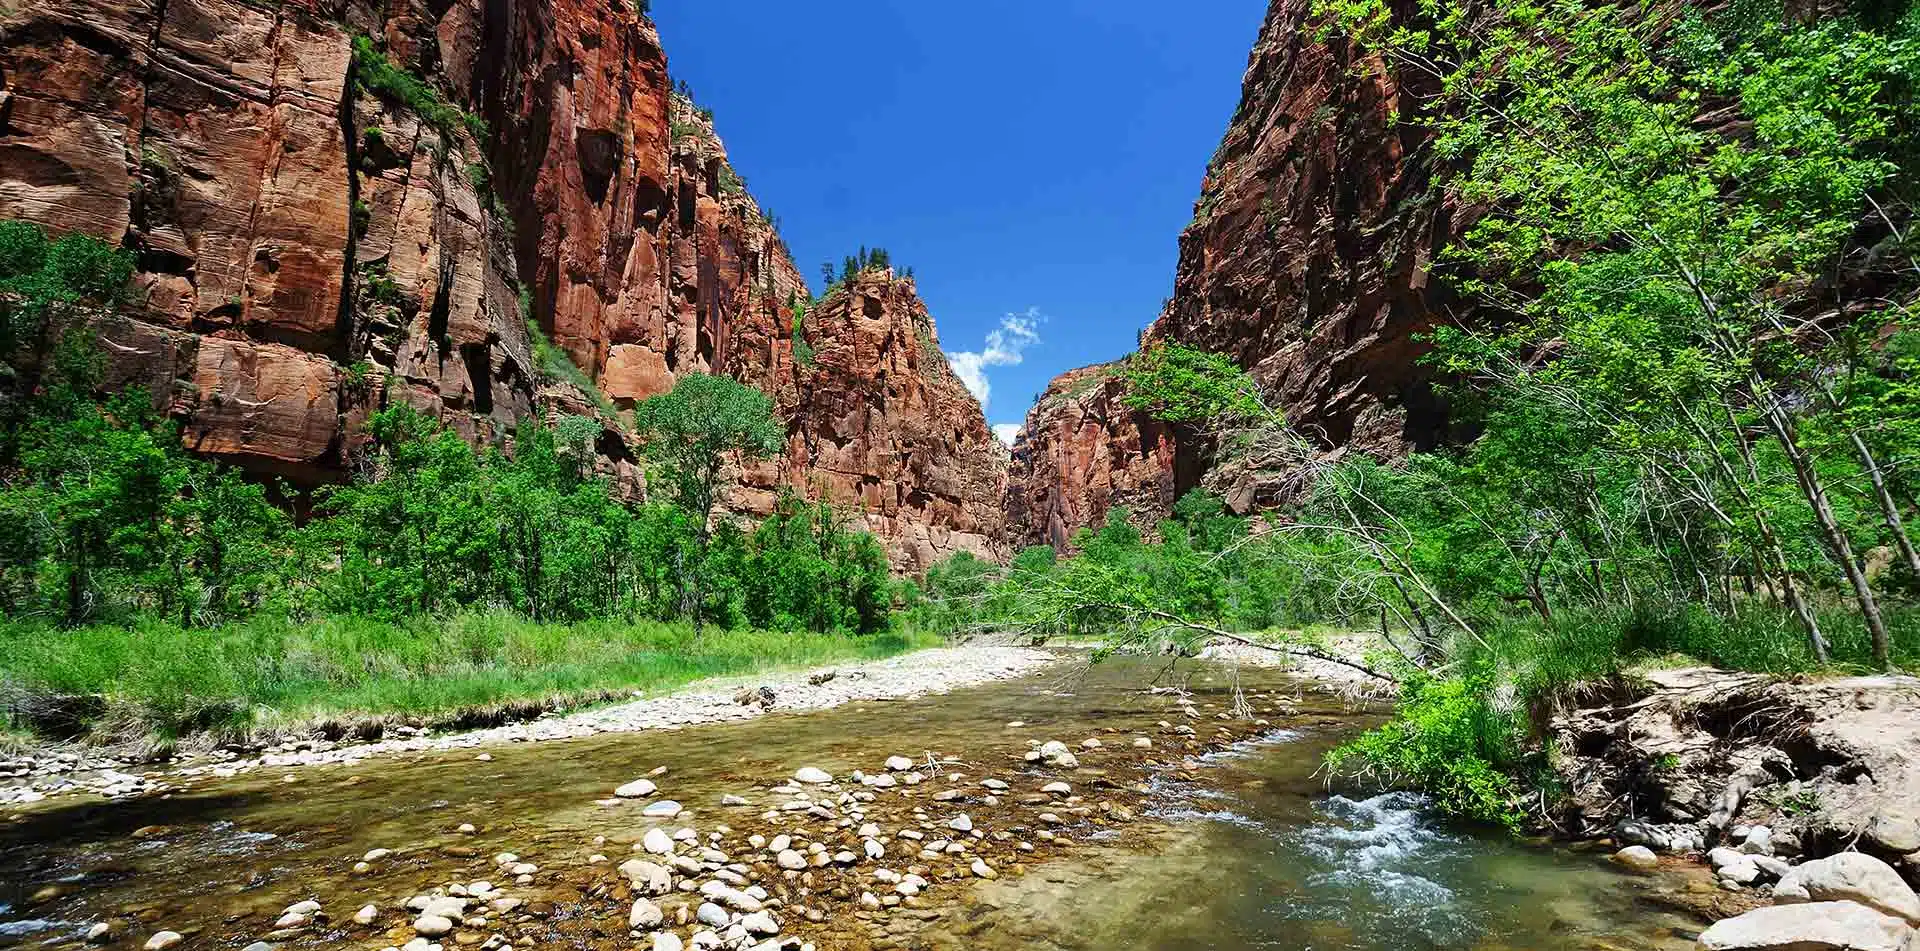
[[1760, 399, 1889, 668], [1851, 431, 1920, 581], [1709, 402, 1832, 662]]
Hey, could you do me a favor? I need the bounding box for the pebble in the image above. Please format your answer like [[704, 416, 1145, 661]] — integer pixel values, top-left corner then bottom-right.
[[885, 756, 914, 772], [1612, 845, 1660, 870], [353, 905, 378, 926], [653, 934, 684, 951], [642, 801, 684, 819], [793, 767, 833, 784], [145, 933, 183, 951]]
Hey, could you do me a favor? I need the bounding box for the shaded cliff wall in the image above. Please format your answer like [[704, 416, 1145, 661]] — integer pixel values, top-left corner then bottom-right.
[[1006, 0, 1457, 547]]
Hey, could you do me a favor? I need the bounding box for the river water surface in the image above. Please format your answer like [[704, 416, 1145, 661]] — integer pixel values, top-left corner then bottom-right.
[[1, 653, 1709, 951]]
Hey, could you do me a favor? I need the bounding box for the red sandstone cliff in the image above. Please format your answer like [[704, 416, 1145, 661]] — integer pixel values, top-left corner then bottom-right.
[[1007, 0, 1455, 546], [1003, 363, 1189, 550], [0, 0, 1001, 567], [740, 272, 1007, 570]]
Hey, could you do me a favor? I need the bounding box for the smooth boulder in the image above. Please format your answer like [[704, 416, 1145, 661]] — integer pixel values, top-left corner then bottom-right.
[[1774, 853, 1920, 926], [1698, 901, 1915, 951], [1613, 845, 1660, 870]]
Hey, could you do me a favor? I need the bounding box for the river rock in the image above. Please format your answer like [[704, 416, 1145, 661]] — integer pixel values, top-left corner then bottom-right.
[[353, 905, 378, 926], [1775, 853, 1920, 925], [653, 934, 684, 951], [794, 767, 832, 784], [620, 859, 673, 895], [1698, 901, 1915, 951], [1038, 741, 1079, 768], [970, 858, 997, 879], [144, 933, 183, 951], [740, 911, 779, 936], [643, 828, 675, 855], [1613, 846, 1660, 870], [1042, 781, 1071, 795], [885, 756, 914, 772], [776, 849, 807, 870], [617, 779, 658, 799], [695, 903, 729, 928], [1133, 737, 1153, 749], [949, 814, 974, 832], [413, 915, 454, 938], [629, 898, 663, 930], [1867, 810, 1920, 857], [642, 801, 683, 819]]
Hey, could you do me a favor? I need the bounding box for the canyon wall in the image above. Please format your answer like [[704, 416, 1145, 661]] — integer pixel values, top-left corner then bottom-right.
[[1003, 363, 1188, 550], [750, 273, 1007, 569], [0, 0, 1002, 568], [1006, 0, 1457, 547]]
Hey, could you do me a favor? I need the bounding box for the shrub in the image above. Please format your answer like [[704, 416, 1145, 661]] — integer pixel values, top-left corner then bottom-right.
[[1326, 670, 1532, 831], [351, 36, 487, 140]]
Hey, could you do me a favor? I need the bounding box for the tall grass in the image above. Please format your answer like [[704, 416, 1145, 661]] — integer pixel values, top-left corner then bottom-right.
[[1475, 601, 1920, 697], [0, 611, 937, 742]]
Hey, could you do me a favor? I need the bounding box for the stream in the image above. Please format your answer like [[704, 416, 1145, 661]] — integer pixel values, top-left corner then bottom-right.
[[0, 652, 1711, 951]]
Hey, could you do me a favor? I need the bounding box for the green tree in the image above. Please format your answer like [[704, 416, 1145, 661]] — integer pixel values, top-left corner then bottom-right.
[[632, 373, 784, 632]]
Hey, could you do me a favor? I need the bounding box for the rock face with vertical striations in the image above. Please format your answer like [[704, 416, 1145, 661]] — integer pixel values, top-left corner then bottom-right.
[[1003, 363, 1190, 550], [1003, 0, 1460, 544], [0, 0, 999, 567], [746, 272, 1008, 571]]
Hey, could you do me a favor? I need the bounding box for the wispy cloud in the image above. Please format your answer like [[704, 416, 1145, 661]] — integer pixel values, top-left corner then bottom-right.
[[992, 423, 1022, 447], [946, 308, 1043, 411]]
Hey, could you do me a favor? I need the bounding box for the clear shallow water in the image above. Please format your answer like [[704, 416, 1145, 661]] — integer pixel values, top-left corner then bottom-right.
[[0, 654, 1708, 950]]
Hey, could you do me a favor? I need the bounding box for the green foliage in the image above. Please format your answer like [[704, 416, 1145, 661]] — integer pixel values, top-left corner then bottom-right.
[[1121, 343, 1270, 426], [351, 36, 487, 141], [819, 247, 897, 294], [0, 222, 134, 361], [525, 318, 619, 419], [0, 338, 290, 627], [789, 295, 816, 366], [1327, 671, 1531, 830], [633, 373, 783, 520]]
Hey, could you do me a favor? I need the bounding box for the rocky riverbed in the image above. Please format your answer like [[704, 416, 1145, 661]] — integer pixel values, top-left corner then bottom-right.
[[3, 649, 1732, 951], [0, 646, 1054, 809], [9, 646, 1913, 951]]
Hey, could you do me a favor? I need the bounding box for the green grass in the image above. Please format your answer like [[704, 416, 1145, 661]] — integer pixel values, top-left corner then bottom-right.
[[1478, 601, 1920, 696], [0, 611, 938, 743]]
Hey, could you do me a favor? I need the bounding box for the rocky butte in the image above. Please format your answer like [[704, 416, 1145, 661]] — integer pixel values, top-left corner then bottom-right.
[[0, 0, 1004, 569], [1003, 0, 1461, 548]]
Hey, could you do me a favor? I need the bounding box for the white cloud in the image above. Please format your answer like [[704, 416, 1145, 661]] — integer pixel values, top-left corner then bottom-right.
[[945, 308, 1043, 411], [992, 423, 1022, 447]]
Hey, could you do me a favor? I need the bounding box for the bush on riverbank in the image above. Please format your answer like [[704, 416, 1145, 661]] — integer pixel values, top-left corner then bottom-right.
[[0, 610, 937, 742], [1326, 602, 1920, 829]]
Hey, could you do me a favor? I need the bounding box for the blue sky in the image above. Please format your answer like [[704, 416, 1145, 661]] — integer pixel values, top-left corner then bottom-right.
[[650, 1, 1267, 441]]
